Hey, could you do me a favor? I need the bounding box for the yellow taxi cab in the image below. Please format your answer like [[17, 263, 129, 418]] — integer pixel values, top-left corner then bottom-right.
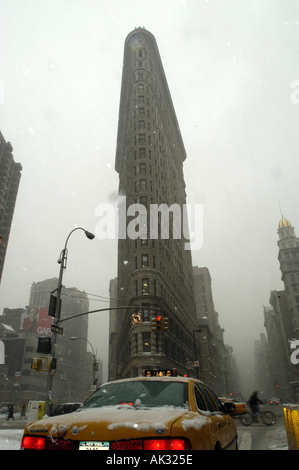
[[219, 397, 249, 416], [21, 369, 237, 451]]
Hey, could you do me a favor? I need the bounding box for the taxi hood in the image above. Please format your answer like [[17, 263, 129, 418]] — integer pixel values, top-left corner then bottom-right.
[[26, 406, 189, 440]]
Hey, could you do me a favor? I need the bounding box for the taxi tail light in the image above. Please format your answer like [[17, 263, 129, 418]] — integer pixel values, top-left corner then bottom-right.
[[111, 438, 191, 450], [111, 439, 143, 450], [45, 437, 75, 450], [21, 436, 46, 450], [144, 438, 192, 450], [21, 435, 75, 450]]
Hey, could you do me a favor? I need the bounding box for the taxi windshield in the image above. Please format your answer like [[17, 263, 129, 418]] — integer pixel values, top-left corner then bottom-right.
[[81, 380, 188, 409]]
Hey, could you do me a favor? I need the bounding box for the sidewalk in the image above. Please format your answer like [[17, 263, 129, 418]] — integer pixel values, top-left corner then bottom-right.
[[0, 413, 27, 430]]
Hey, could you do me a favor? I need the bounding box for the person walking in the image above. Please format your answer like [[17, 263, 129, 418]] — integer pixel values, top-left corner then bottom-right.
[[6, 404, 14, 421]]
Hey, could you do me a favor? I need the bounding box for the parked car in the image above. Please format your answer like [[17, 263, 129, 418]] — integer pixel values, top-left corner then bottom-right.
[[219, 397, 249, 416]]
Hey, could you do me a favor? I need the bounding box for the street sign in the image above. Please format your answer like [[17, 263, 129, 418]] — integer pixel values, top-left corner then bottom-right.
[[51, 324, 63, 335], [132, 312, 142, 325]]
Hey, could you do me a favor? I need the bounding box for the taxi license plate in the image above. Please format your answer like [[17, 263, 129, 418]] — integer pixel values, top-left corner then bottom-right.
[[79, 441, 109, 450]]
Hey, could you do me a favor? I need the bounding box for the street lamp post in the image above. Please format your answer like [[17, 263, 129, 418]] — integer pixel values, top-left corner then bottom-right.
[[193, 328, 201, 379], [46, 227, 95, 415], [70, 337, 98, 390]]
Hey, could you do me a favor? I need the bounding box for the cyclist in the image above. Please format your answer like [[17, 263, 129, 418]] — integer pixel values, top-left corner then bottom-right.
[[248, 390, 263, 421]]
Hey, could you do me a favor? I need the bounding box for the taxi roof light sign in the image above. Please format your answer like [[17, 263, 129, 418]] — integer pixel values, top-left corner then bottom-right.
[[142, 368, 177, 377]]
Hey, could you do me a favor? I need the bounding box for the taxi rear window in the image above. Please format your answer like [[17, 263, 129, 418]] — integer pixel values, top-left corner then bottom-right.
[[81, 380, 188, 409]]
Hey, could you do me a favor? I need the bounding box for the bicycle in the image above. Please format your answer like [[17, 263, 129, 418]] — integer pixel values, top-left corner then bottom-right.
[[241, 407, 276, 426]]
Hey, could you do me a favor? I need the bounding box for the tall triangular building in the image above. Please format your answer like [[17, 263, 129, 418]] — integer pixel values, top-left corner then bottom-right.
[[110, 28, 199, 380]]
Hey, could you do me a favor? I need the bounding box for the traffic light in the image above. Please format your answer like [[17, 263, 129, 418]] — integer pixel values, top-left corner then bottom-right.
[[151, 315, 169, 331], [151, 317, 157, 331], [31, 357, 52, 372], [156, 315, 162, 331], [31, 358, 43, 372]]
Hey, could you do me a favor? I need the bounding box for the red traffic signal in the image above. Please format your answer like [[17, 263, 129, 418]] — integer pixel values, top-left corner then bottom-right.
[[156, 316, 162, 330]]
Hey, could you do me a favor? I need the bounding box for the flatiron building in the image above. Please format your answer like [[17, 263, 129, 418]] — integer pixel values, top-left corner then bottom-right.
[[111, 28, 199, 379]]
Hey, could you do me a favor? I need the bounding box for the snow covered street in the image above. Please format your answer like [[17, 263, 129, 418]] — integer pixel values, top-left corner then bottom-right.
[[0, 429, 23, 450], [236, 417, 288, 450]]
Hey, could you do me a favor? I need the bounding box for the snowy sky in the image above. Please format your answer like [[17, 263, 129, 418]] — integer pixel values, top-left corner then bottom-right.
[[0, 0, 298, 392]]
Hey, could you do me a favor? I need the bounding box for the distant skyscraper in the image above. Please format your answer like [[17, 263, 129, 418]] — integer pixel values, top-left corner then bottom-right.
[[111, 28, 198, 379], [277, 217, 299, 335], [0, 132, 22, 283]]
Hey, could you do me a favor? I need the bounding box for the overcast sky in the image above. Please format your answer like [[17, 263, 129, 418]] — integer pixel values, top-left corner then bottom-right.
[[0, 0, 298, 392]]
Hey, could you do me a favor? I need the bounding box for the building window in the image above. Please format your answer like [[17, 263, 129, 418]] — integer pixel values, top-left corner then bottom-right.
[[141, 254, 149, 267], [139, 134, 145, 143], [139, 107, 145, 116], [139, 163, 146, 174], [141, 238, 148, 247], [139, 148, 146, 158], [138, 95, 144, 104], [142, 303, 150, 322], [142, 278, 149, 294], [139, 120, 145, 130], [132, 334, 138, 354], [138, 84, 144, 92], [142, 332, 151, 352], [140, 180, 147, 191]]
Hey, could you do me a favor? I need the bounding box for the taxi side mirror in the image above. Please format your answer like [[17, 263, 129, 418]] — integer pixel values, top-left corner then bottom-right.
[[222, 402, 235, 414]]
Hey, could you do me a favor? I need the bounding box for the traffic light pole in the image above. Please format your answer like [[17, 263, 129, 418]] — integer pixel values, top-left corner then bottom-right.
[[57, 306, 161, 325]]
